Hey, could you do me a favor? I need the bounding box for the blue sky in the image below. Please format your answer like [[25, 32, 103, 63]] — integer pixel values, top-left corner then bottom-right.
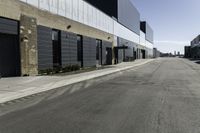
[[132, 0, 200, 54]]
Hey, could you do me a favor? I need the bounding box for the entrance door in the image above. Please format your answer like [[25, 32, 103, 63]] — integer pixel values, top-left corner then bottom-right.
[[141, 50, 146, 59], [0, 33, 20, 77], [52, 30, 61, 68], [96, 40, 102, 66], [106, 48, 112, 65]]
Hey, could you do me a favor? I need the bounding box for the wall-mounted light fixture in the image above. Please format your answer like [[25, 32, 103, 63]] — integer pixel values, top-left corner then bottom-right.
[[67, 25, 72, 30], [107, 37, 111, 40]]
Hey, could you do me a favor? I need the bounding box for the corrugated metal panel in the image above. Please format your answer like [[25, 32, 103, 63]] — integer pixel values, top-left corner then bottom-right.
[[82, 36, 96, 67], [140, 22, 154, 44], [0, 17, 18, 35], [61, 31, 79, 66], [146, 23, 154, 43], [118, 0, 140, 35], [37, 25, 53, 70]]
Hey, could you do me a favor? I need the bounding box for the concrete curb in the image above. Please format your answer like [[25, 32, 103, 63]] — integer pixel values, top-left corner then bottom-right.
[[0, 59, 154, 104]]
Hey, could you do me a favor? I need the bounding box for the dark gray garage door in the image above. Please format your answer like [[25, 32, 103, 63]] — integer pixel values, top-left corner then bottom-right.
[[0, 18, 20, 77]]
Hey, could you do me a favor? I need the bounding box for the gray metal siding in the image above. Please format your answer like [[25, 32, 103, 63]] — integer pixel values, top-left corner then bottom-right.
[[37, 25, 53, 70], [61, 31, 79, 66], [118, 37, 138, 62], [102, 41, 112, 65], [118, 0, 140, 35], [146, 23, 154, 43], [191, 35, 200, 47], [0, 17, 18, 35], [141, 22, 154, 43], [83, 36, 96, 67]]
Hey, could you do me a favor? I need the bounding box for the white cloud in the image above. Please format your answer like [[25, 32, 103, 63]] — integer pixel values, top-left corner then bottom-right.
[[154, 40, 190, 45]]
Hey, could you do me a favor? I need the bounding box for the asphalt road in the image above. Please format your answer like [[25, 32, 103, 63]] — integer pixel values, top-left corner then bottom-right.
[[1, 58, 200, 133]]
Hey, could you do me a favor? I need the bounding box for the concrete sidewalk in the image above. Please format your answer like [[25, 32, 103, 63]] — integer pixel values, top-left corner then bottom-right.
[[0, 59, 154, 103]]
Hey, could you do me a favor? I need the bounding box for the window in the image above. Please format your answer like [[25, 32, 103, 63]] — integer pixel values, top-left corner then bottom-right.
[[77, 35, 83, 62], [96, 40, 100, 60], [96, 40, 102, 61], [52, 30, 61, 67], [52, 30, 59, 41]]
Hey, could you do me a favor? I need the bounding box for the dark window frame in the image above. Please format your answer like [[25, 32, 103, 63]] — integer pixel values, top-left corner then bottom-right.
[[77, 35, 83, 63]]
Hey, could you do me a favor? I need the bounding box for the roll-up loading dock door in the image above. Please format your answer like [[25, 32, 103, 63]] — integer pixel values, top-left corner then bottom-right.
[[0, 17, 20, 77]]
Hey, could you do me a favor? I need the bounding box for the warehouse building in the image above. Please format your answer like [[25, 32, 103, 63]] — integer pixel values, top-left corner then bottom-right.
[[184, 46, 191, 58], [185, 35, 200, 59], [0, 0, 154, 77], [190, 35, 200, 59], [153, 48, 161, 58]]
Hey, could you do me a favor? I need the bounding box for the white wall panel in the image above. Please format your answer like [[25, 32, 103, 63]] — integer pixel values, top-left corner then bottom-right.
[[58, 0, 66, 17], [96, 10, 100, 29], [39, 0, 50, 10], [78, 0, 84, 23], [72, 0, 78, 21], [20, 0, 26, 2], [92, 8, 97, 27], [27, 0, 38, 7], [146, 40, 154, 49], [83, 2, 88, 25], [49, 0, 58, 14], [65, 0, 72, 19], [140, 31, 146, 47], [114, 21, 139, 44], [88, 5, 92, 26]]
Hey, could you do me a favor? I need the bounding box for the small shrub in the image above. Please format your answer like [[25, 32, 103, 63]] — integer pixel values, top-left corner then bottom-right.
[[62, 65, 71, 72], [72, 65, 80, 71], [53, 67, 61, 74], [39, 65, 80, 75], [62, 65, 80, 72], [46, 69, 53, 75], [39, 69, 53, 75]]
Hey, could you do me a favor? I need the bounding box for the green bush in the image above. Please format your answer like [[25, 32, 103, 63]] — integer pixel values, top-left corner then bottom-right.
[[62, 65, 80, 72], [53, 67, 61, 74], [39, 65, 80, 75], [39, 69, 53, 75]]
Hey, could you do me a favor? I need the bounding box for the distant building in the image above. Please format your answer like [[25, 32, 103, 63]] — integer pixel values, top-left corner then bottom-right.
[[153, 48, 161, 58], [185, 35, 200, 59], [160, 53, 173, 57], [184, 46, 191, 58], [174, 51, 177, 56]]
